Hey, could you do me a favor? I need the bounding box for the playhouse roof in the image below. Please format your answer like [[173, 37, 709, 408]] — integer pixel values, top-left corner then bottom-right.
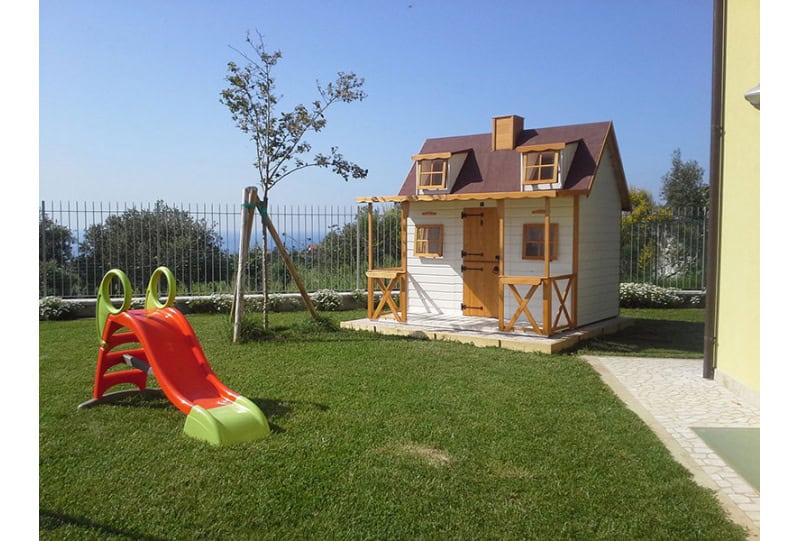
[[359, 120, 630, 210]]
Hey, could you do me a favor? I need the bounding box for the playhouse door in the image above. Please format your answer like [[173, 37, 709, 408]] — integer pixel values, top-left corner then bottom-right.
[[461, 207, 499, 318]]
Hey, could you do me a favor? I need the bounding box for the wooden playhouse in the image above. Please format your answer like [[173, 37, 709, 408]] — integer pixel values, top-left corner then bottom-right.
[[358, 115, 631, 337]]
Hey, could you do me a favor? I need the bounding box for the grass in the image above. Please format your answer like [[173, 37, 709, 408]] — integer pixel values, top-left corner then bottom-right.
[[39, 308, 746, 540], [577, 308, 705, 358]]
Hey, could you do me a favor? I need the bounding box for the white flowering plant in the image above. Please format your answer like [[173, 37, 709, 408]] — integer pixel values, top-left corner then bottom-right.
[[619, 283, 684, 308]]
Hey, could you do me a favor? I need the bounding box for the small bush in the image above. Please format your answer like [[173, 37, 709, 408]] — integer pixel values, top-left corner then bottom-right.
[[311, 289, 343, 311], [187, 293, 234, 314], [268, 295, 303, 313], [619, 283, 683, 308], [350, 289, 367, 308], [235, 314, 274, 342], [39, 297, 80, 321], [300, 316, 339, 334]]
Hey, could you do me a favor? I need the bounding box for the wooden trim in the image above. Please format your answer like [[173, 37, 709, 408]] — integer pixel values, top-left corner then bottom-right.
[[413, 224, 444, 257], [521, 148, 560, 186], [497, 199, 505, 328], [543, 198, 551, 334], [366, 269, 406, 322], [499, 274, 575, 336], [416, 158, 448, 190], [399, 200, 409, 322], [522, 223, 559, 261], [367, 202, 374, 318], [355, 190, 581, 204], [515, 142, 566, 153], [544, 198, 551, 278], [499, 276, 543, 285], [400, 202, 409, 273], [367, 203, 374, 271], [572, 196, 579, 326], [411, 151, 452, 161]]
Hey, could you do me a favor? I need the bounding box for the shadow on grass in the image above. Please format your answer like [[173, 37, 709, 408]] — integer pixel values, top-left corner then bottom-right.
[[575, 318, 704, 357], [250, 397, 329, 434], [77, 389, 172, 410], [40, 509, 169, 541]]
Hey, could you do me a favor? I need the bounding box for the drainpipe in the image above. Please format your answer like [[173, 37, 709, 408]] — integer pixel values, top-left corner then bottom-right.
[[703, 0, 726, 380]]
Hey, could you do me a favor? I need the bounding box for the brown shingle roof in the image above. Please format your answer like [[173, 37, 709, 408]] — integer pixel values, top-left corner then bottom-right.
[[397, 121, 630, 210]]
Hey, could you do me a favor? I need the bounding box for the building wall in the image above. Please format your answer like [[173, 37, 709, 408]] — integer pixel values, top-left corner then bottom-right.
[[715, 0, 760, 395], [577, 151, 623, 325], [502, 198, 574, 328], [407, 199, 576, 321], [406, 200, 475, 316]]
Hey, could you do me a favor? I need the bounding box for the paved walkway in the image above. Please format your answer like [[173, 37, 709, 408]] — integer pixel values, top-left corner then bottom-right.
[[583, 356, 760, 539]]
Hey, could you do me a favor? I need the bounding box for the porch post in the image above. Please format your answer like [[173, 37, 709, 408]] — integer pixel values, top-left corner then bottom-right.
[[543, 198, 552, 335], [400, 201, 409, 321], [572, 195, 580, 327], [497, 199, 505, 330], [367, 202, 374, 319]]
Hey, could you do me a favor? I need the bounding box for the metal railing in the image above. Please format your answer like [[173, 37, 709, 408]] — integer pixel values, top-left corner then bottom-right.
[[39, 200, 707, 299], [39, 200, 400, 298], [620, 206, 708, 290]]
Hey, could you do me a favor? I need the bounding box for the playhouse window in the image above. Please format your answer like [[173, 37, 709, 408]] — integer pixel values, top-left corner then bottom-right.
[[523, 224, 559, 260], [414, 225, 444, 257], [522, 150, 559, 185], [417, 159, 447, 190]]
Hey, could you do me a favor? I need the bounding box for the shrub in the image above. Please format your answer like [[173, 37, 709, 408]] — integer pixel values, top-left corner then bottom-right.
[[39, 297, 80, 321], [235, 314, 274, 342], [311, 289, 343, 311], [619, 283, 683, 308], [350, 289, 367, 307], [186, 293, 234, 314]]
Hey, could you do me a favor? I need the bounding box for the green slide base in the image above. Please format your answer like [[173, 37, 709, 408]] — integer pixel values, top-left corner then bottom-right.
[[183, 396, 270, 445]]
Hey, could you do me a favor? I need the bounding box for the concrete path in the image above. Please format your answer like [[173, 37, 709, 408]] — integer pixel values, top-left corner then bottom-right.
[[583, 356, 760, 540]]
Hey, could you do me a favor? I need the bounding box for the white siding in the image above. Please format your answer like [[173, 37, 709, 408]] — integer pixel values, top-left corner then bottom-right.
[[502, 198, 574, 327], [577, 151, 622, 325], [406, 201, 493, 315]]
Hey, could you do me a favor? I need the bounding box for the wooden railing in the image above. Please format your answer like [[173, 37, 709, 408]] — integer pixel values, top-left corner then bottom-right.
[[366, 268, 407, 322], [499, 274, 576, 336]]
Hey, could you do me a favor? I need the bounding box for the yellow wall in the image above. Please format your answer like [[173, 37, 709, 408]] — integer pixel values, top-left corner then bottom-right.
[[716, 0, 760, 395]]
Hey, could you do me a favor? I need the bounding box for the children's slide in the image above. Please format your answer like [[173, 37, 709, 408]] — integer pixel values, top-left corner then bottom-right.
[[79, 267, 270, 446]]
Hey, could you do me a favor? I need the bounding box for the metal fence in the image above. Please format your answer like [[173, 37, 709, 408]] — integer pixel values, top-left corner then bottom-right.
[[620, 206, 708, 290], [39, 200, 707, 299], [39, 200, 400, 298]]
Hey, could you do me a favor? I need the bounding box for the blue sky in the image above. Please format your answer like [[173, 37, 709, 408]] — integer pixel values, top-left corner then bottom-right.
[[39, 0, 715, 208]]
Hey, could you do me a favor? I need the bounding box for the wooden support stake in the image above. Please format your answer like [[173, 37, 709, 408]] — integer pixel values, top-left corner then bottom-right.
[[232, 186, 259, 343], [264, 214, 321, 321]]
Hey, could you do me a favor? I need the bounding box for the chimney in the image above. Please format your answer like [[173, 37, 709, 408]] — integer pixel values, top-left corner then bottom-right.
[[491, 115, 524, 151]]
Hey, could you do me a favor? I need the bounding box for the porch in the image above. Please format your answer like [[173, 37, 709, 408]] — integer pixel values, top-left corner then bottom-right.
[[340, 312, 633, 355]]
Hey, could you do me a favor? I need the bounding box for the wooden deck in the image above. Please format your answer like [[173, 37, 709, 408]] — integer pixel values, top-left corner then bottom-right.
[[341, 313, 633, 354]]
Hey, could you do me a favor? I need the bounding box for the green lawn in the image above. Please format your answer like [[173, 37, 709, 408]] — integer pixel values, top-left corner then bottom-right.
[[39, 309, 745, 540]]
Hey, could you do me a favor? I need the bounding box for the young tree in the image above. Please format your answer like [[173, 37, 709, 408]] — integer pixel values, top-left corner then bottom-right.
[[660, 149, 708, 209], [220, 30, 367, 329]]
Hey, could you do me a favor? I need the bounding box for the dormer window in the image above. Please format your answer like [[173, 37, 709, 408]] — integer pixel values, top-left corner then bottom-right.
[[517, 142, 569, 190], [418, 159, 447, 189], [523, 150, 559, 185], [412, 151, 467, 194]]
